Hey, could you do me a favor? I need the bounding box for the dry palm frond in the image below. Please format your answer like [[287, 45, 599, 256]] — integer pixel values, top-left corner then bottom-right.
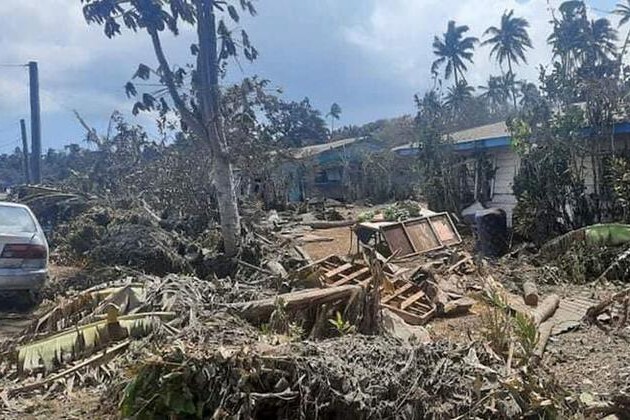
[[24, 282, 147, 337]]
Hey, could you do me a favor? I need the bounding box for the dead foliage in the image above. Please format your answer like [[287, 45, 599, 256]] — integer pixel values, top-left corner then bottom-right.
[[118, 336, 577, 419]]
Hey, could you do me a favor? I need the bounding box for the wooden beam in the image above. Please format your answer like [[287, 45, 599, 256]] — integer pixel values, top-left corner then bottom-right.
[[382, 283, 413, 304], [401, 290, 426, 310], [330, 267, 370, 287], [324, 263, 353, 279], [231, 285, 363, 323]]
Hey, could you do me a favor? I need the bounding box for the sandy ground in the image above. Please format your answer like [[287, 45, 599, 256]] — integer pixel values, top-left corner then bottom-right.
[[301, 226, 358, 260]]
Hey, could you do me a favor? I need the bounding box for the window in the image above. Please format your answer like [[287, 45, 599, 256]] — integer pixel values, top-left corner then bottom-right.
[[0, 206, 37, 233]]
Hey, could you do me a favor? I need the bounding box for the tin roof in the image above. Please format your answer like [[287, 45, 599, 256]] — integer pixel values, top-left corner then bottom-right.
[[448, 121, 509, 143], [292, 137, 364, 159], [391, 121, 509, 153]]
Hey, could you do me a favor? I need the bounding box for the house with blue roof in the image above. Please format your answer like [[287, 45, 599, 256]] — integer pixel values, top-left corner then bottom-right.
[[392, 120, 630, 225], [286, 136, 383, 202]]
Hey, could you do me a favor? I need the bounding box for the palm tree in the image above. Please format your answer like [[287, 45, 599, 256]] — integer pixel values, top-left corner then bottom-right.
[[326, 103, 342, 137], [431, 21, 478, 85], [482, 10, 533, 75], [482, 10, 532, 107], [587, 18, 618, 64], [615, 0, 630, 61], [548, 1, 589, 76], [519, 82, 541, 110], [444, 81, 474, 113], [478, 76, 509, 113]]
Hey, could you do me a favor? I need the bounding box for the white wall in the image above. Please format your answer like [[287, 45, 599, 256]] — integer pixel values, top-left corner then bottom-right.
[[487, 148, 519, 226]]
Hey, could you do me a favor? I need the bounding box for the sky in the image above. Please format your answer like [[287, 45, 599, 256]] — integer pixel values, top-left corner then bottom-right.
[[0, 0, 621, 153]]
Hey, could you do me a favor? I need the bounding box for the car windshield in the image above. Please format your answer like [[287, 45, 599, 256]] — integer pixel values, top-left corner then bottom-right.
[[0, 206, 37, 233]]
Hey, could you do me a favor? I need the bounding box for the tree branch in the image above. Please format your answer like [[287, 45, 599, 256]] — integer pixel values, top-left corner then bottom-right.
[[147, 27, 205, 137]]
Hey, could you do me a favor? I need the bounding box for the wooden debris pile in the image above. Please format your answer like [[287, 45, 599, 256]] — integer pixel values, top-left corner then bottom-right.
[[293, 255, 437, 325]]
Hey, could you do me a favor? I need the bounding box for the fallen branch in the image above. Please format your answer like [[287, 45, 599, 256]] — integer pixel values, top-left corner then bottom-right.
[[230, 285, 363, 323], [6, 340, 131, 398], [237, 259, 274, 276], [594, 246, 630, 283]]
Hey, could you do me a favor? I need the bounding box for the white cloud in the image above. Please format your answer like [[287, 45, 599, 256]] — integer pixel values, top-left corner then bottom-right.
[[344, 0, 563, 92]]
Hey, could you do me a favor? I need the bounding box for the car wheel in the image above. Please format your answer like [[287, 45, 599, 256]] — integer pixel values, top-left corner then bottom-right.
[[20, 290, 42, 309]]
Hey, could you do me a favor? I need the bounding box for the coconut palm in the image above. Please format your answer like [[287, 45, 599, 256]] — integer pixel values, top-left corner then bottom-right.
[[478, 76, 509, 113], [615, 0, 630, 60], [431, 21, 478, 85], [519, 82, 542, 110], [587, 18, 618, 64], [326, 103, 342, 135], [482, 10, 533, 75], [548, 1, 589, 75], [482, 10, 532, 107], [444, 81, 475, 113]]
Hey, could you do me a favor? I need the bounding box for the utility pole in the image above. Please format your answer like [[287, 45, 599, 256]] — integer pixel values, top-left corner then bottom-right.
[[28, 61, 42, 184], [19, 119, 30, 184]]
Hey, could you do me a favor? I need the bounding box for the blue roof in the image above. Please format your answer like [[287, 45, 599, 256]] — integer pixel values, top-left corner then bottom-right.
[[393, 121, 630, 156]]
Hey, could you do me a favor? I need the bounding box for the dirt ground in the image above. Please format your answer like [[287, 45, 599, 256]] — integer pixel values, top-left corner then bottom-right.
[[545, 325, 630, 396], [0, 264, 81, 339], [301, 226, 357, 260]]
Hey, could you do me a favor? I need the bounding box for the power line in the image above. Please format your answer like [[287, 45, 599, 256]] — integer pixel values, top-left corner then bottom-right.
[[0, 64, 27, 68]]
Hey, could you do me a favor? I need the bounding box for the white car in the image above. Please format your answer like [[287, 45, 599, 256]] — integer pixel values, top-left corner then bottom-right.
[[0, 202, 48, 300]]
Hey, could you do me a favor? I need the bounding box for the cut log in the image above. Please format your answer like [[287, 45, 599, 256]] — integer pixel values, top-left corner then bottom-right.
[[533, 321, 553, 358], [231, 285, 363, 323], [531, 294, 560, 326], [308, 220, 355, 229], [523, 281, 539, 307]]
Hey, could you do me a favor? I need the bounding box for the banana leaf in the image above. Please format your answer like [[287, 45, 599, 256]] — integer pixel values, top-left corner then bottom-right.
[[17, 312, 174, 374]]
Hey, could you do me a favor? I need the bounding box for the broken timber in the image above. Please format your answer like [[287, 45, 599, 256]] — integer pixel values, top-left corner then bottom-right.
[[297, 256, 436, 325], [231, 285, 362, 323], [355, 213, 462, 259]]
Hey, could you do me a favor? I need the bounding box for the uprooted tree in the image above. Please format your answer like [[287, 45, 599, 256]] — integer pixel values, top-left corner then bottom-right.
[[81, 0, 259, 257]]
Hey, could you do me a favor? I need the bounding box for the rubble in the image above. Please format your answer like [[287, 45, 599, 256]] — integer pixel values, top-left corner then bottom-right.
[[3, 194, 630, 418]]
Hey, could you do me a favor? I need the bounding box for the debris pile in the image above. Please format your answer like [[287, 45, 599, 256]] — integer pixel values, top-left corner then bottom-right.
[[118, 336, 576, 419], [4, 193, 630, 418]]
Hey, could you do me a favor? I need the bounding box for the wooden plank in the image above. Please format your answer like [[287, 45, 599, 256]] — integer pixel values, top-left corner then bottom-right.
[[232, 285, 362, 323], [405, 219, 441, 253], [401, 290, 426, 310], [324, 263, 353, 279], [400, 223, 418, 253], [382, 226, 415, 256], [382, 283, 413, 304], [296, 254, 336, 273], [330, 267, 370, 287], [425, 217, 444, 247]]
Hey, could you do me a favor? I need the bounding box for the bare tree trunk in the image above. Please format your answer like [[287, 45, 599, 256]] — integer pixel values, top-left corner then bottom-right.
[[508, 57, 517, 109], [196, 0, 241, 256]]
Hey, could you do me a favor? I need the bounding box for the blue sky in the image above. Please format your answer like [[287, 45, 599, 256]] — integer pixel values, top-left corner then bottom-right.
[[0, 0, 621, 152]]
